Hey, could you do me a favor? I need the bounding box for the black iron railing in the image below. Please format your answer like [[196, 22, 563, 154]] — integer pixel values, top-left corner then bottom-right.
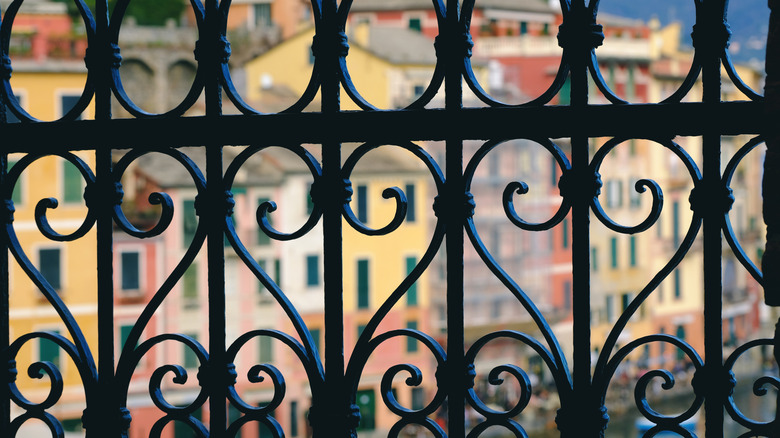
[[0, 0, 777, 437]]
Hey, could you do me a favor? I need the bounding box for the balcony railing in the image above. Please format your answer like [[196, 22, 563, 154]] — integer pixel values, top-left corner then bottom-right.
[[0, 0, 777, 437]]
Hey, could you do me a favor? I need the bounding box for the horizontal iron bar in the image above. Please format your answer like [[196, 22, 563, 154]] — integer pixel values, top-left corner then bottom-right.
[[0, 101, 766, 153]]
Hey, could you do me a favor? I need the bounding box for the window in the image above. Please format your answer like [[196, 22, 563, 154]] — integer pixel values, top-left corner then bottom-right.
[[672, 201, 680, 247], [120, 251, 140, 291], [629, 180, 642, 207], [290, 400, 299, 437], [675, 325, 686, 360], [306, 255, 319, 287], [259, 334, 273, 363], [520, 21, 528, 35], [408, 17, 421, 32], [674, 269, 681, 299], [411, 387, 425, 410], [182, 199, 197, 247], [175, 408, 201, 438], [606, 180, 623, 208], [610, 237, 618, 269], [258, 197, 271, 245], [559, 75, 571, 105], [357, 324, 367, 338], [62, 162, 83, 204], [119, 324, 136, 350], [563, 281, 572, 311], [405, 183, 416, 222], [605, 295, 614, 323], [183, 333, 199, 369], [39, 248, 61, 290], [9, 160, 22, 204], [310, 328, 321, 355], [356, 184, 368, 223], [356, 389, 376, 430], [405, 256, 418, 306], [591, 247, 598, 271], [406, 321, 418, 353], [357, 259, 369, 309], [60, 94, 81, 120], [39, 330, 61, 368], [413, 85, 425, 99], [182, 264, 198, 302], [562, 218, 569, 248], [621, 293, 631, 312], [629, 236, 637, 267], [254, 2, 272, 27]]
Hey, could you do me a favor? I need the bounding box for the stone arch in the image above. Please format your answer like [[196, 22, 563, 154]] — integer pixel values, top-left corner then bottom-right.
[[166, 59, 198, 111], [116, 58, 155, 115]]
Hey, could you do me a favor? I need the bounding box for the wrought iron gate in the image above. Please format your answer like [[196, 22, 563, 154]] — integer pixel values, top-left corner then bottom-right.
[[0, 0, 778, 436]]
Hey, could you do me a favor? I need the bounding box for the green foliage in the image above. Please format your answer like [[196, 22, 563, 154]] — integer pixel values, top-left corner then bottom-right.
[[54, 0, 187, 26]]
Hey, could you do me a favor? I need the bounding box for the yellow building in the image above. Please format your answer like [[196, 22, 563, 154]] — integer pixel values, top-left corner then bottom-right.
[[243, 24, 486, 111], [338, 145, 436, 436], [6, 60, 96, 431], [590, 20, 766, 391]]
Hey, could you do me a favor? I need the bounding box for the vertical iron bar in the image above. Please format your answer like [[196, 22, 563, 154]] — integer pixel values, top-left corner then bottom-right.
[[763, 1, 780, 435], [206, 145, 227, 438], [0, 154, 9, 438], [320, 0, 346, 436], [204, 0, 227, 435], [443, 0, 465, 436], [700, 1, 726, 437], [566, 1, 595, 436], [93, 0, 115, 436]]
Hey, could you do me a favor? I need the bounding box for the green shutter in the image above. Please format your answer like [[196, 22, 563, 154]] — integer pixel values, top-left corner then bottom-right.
[[610, 237, 618, 269], [183, 199, 197, 247], [63, 162, 82, 203], [310, 328, 320, 354], [120, 324, 136, 350], [406, 321, 418, 352], [306, 255, 319, 286], [39, 248, 61, 290], [39, 330, 60, 365], [274, 259, 281, 288], [356, 389, 376, 430], [405, 256, 418, 306], [183, 264, 198, 300], [259, 335, 273, 363], [183, 333, 199, 368], [357, 259, 369, 309], [356, 185, 368, 223], [9, 161, 21, 204], [405, 184, 416, 222]]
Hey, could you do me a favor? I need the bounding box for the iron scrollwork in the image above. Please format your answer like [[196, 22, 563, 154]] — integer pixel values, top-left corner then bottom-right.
[[0, 0, 775, 436]]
